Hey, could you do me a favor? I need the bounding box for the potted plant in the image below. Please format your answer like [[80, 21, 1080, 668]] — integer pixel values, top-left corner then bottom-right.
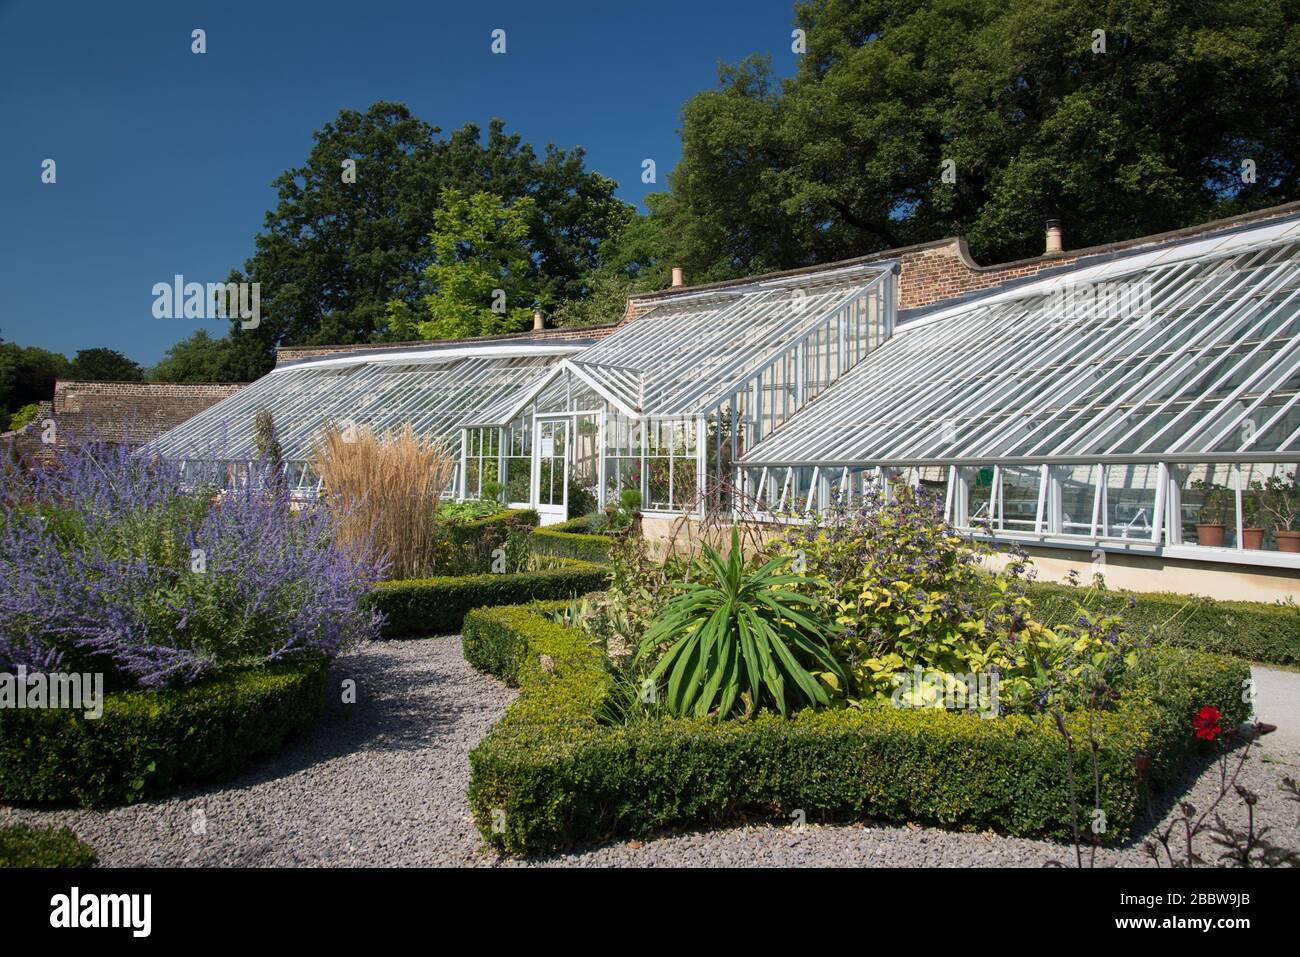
[[1261, 472, 1300, 552], [1189, 479, 1229, 547], [1242, 481, 1266, 549]]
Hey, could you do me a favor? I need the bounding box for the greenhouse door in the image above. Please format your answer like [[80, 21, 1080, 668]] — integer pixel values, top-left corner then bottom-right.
[[533, 417, 569, 526]]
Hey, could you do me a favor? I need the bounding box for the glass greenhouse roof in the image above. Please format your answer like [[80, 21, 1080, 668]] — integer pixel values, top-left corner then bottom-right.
[[557, 264, 893, 417], [143, 342, 583, 463], [742, 216, 1300, 468]]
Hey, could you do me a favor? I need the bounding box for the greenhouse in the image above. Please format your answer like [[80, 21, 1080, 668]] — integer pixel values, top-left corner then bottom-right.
[[146, 262, 896, 522], [143, 342, 587, 495], [740, 215, 1300, 561], [145, 211, 1300, 565]]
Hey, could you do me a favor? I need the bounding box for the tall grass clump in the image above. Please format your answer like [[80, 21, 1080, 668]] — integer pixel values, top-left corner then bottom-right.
[[313, 423, 455, 580], [0, 441, 382, 689]]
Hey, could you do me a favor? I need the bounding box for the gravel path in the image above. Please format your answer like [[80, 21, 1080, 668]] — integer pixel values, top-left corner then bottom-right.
[[5, 640, 1297, 868], [2, 639, 514, 866]]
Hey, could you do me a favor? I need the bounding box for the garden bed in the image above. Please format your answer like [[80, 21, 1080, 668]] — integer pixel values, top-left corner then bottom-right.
[[369, 560, 611, 638], [0, 658, 329, 807], [464, 604, 1251, 854]]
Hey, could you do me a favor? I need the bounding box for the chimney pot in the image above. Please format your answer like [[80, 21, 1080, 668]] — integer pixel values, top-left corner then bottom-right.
[[532, 309, 545, 331], [671, 266, 684, 287], [1045, 219, 1063, 255]]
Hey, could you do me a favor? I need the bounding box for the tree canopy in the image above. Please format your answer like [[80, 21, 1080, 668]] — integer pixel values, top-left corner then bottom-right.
[[67, 348, 144, 382], [388, 189, 538, 340], [651, 0, 1300, 278], [207, 102, 635, 378]]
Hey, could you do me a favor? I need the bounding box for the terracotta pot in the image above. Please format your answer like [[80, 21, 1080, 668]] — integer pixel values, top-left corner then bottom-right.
[[1274, 530, 1300, 553], [1195, 523, 1226, 547], [1242, 527, 1266, 549]]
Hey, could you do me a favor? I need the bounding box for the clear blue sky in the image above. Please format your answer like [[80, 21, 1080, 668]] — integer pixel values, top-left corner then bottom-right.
[[0, 0, 799, 366]]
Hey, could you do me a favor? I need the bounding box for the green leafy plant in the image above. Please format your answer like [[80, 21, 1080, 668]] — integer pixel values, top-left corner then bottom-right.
[[1259, 472, 1300, 532], [1188, 479, 1229, 525], [637, 528, 844, 718]]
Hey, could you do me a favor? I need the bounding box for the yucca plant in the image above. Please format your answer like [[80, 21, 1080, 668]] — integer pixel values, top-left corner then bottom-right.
[[637, 528, 845, 719]]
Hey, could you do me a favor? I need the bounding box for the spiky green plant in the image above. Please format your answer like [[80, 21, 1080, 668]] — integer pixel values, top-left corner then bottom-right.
[[637, 528, 844, 719]]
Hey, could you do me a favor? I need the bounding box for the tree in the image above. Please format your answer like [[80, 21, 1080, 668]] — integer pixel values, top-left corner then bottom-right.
[[220, 103, 634, 377], [0, 341, 68, 420], [657, 0, 1300, 275], [148, 330, 239, 382], [390, 189, 537, 340], [67, 348, 144, 382]]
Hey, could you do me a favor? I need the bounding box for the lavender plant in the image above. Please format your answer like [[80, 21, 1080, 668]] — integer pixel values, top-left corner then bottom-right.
[[0, 442, 383, 689]]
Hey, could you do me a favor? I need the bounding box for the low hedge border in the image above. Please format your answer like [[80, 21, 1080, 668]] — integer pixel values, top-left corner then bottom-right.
[[0, 658, 329, 808], [464, 604, 1250, 854], [0, 824, 97, 868], [444, 508, 539, 548], [530, 516, 613, 563], [369, 560, 610, 638], [1027, 581, 1300, 666]]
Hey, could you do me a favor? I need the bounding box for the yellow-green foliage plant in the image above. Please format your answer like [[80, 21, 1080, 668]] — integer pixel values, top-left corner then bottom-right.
[[773, 486, 1131, 713]]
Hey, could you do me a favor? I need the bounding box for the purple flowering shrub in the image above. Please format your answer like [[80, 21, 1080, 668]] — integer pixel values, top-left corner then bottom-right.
[[0, 443, 383, 689], [772, 485, 1133, 713]]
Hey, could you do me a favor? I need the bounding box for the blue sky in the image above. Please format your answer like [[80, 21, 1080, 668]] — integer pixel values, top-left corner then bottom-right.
[[0, 0, 799, 366]]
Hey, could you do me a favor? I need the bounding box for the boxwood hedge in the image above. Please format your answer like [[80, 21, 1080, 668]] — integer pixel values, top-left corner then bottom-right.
[[0, 824, 97, 868], [0, 658, 328, 807], [1027, 581, 1300, 666], [369, 560, 610, 638], [465, 604, 1251, 854], [529, 516, 613, 564]]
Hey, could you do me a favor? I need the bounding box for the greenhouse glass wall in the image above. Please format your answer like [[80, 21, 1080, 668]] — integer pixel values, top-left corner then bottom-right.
[[739, 216, 1300, 563]]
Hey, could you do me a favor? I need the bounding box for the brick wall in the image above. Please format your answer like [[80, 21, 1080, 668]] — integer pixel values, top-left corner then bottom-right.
[[2, 380, 245, 463]]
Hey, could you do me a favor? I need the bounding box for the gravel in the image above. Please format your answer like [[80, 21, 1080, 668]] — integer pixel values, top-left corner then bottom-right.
[[5, 640, 1297, 868]]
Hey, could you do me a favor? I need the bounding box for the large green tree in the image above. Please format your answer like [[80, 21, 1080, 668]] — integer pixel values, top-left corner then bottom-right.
[[218, 102, 634, 377], [656, 0, 1300, 276], [389, 189, 538, 340], [67, 347, 144, 382], [0, 337, 68, 422], [148, 329, 239, 382]]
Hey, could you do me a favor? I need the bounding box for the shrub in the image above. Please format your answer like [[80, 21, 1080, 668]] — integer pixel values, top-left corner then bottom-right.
[[0, 658, 328, 806], [369, 560, 610, 638], [773, 488, 1129, 712], [439, 508, 539, 575], [1025, 581, 1300, 665], [639, 528, 844, 717], [531, 517, 612, 563], [465, 603, 1250, 854], [0, 824, 97, 868], [313, 422, 455, 580], [0, 442, 381, 689]]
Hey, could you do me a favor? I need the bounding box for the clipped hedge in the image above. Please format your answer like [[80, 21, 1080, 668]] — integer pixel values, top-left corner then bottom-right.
[[444, 508, 539, 548], [0, 824, 97, 868], [465, 604, 1250, 854], [370, 560, 610, 638], [1027, 581, 1300, 666], [0, 658, 328, 807], [530, 516, 613, 563]]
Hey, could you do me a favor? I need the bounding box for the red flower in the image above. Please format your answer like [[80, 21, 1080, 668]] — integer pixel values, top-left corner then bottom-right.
[[1193, 706, 1222, 741]]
